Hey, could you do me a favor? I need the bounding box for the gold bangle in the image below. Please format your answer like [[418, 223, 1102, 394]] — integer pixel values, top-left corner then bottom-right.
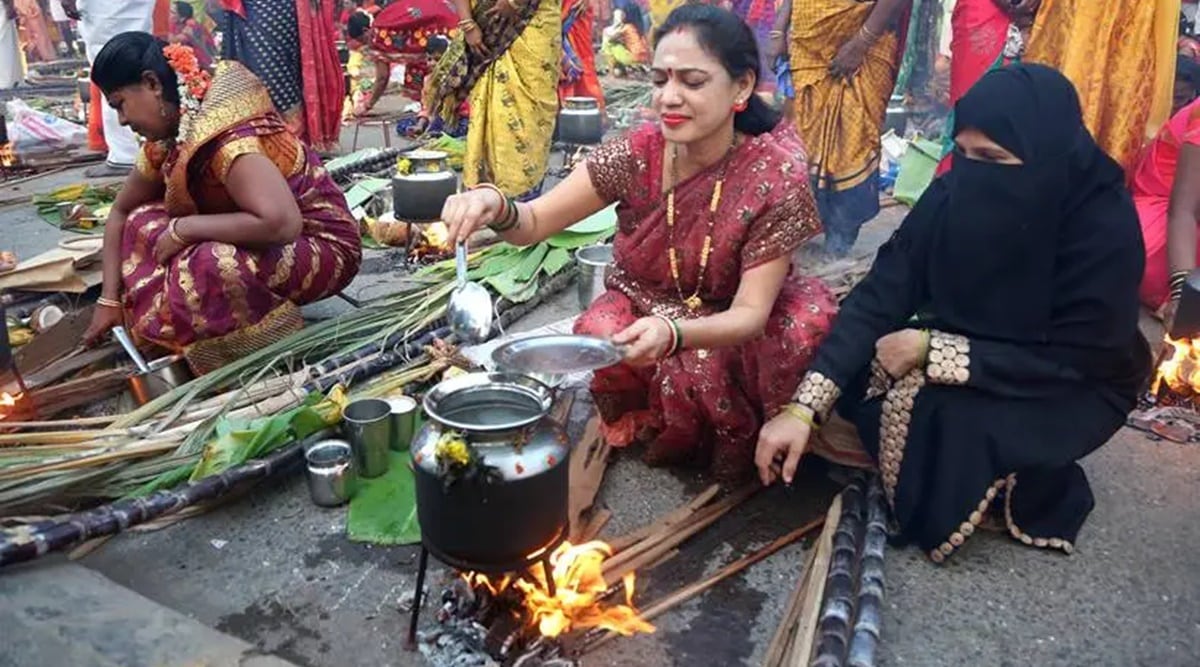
[[780, 403, 819, 431], [919, 328, 931, 367], [471, 183, 510, 226], [168, 217, 188, 246], [96, 296, 122, 309], [768, 30, 784, 38], [859, 24, 881, 42]]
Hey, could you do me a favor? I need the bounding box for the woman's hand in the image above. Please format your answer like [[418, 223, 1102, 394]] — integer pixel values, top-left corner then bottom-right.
[[441, 187, 506, 244], [83, 303, 123, 346], [1158, 298, 1179, 332], [405, 116, 430, 138], [875, 328, 926, 378], [612, 317, 674, 367], [829, 33, 870, 80], [485, 0, 519, 22], [153, 230, 189, 265], [463, 24, 488, 57], [755, 407, 813, 486]]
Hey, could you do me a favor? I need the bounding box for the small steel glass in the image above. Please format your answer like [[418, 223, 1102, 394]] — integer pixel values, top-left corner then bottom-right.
[[343, 398, 392, 478], [305, 439, 356, 507], [388, 395, 419, 452]]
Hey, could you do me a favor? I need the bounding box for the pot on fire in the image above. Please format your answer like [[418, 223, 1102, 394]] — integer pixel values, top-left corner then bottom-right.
[[411, 372, 569, 569], [392, 150, 458, 223], [556, 97, 604, 146]]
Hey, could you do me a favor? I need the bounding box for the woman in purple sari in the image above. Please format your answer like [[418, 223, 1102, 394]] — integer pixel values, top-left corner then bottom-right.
[[83, 33, 361, 374]]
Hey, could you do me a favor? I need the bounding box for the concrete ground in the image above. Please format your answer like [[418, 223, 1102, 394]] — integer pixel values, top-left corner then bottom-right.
[[1, 119, 1199, 667]]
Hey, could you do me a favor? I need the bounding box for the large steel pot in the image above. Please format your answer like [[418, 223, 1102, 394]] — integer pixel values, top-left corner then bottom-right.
[[392, 150, 458, 222], [557, 96, 604, 145], [411, 373, 570, 569]]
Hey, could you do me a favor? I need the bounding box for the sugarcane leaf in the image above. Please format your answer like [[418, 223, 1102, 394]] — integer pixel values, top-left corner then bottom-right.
[[545, 228, 614, 249], [541, 247, 572, 277], [512, 243, 550, 282], [564, 205, 617, 234]]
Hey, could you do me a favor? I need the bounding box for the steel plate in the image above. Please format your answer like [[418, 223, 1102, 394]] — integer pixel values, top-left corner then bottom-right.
[[491, 334, 622, 376]]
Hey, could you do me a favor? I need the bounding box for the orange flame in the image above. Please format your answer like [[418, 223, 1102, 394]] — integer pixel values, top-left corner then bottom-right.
[[0, 144, 14, 169], [1153, 335, 1200, 395], [467, 540, 655, 640], [0, 392, 20, 420]]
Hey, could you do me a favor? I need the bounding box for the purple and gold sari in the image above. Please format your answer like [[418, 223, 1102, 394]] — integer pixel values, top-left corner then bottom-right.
[[123, 62, 361, 374]]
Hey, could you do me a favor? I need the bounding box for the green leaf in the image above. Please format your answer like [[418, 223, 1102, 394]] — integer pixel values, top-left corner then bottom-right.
[[546, 228, 614, 249], [541, 247, 572, 276], [512, 243, 550, 282], [473, 244, 527, 278], [564, 204, 617, 234], [506, 278, 540, 303]]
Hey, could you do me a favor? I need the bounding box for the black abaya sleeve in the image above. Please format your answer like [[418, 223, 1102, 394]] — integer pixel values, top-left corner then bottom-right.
[[922, 330, 1086, 399], [791, 193, 936, 419]]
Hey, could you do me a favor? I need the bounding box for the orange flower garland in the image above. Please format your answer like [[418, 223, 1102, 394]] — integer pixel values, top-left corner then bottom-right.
[[163, 44, 212, 142]]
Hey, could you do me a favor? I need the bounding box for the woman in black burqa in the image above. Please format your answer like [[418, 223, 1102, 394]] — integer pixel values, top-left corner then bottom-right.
[[756, 63, 1151, 563]]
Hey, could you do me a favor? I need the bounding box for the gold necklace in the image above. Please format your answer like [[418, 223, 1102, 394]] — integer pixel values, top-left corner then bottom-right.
[[666, 140, 732, 312]]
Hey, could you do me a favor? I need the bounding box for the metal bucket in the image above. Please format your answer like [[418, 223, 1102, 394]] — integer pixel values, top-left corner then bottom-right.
[[575, 244, 614, 311], [128, 356, 194, 406]]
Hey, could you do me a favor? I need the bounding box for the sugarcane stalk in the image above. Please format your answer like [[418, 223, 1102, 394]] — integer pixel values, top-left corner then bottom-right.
[[0, 429, 333, 569], [846, 477, 888, 667], [783, 495, 843, 667], [811, 476, 868, 667]]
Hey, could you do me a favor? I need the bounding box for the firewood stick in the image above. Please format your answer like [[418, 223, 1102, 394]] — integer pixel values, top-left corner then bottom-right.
[[607, 483, 721, 552], [580, 508, 612, 543], [604, 482, 749, 572], [784, 495, 842, 667], [602, 483, 762, 584], [646, 548, 678, 571], [584, 515, 827, 655], [763, 547, 817, 667]]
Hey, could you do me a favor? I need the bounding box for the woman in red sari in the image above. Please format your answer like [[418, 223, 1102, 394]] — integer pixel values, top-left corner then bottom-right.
[[170, 2, 217, 69], [83, 34, 361, 373], [560, 0, 605, 107], [345, 0, 458, 115], [442, 6, 847, 480]]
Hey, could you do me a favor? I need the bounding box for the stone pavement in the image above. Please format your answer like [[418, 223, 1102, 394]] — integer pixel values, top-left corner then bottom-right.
[[1, 142, 1198, 666]]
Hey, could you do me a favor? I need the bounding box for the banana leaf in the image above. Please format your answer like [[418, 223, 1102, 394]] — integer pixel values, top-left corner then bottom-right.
[[541, 247, 572, 276], [564, 204, 617, 234], [512, 243, 550, 282], [546, 228, 614, 249]]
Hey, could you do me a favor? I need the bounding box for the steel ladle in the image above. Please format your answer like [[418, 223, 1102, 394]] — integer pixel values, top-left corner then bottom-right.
[[447, 241, 494, 343]]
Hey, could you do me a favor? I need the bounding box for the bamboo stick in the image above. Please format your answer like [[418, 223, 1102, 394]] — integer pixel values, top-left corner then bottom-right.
[[607, 483, 721, 553], [763, 547, 816, 667], [580, 508, 612, 543], [786, 495, 845, 666], [584, 515, 827, 655], [602, 483, 759, 583]]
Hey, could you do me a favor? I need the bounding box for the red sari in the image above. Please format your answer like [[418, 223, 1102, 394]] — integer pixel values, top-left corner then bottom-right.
[[559, 0, 605, 108], [124, 62, 361, 374], [576, 123, 839, 480]]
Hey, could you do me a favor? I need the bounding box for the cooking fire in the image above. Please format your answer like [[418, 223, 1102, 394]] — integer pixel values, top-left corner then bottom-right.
[[419, 540, 652, 666]]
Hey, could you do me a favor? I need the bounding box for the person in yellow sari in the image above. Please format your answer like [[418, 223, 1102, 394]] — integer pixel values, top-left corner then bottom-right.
[[783, 0, 909, 256], [424, 0, 562, 199], [1024, 0, 1180, 172]]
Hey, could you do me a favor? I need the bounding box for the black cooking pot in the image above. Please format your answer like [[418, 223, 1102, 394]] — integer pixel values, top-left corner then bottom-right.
[[411, 373, 570, 569]]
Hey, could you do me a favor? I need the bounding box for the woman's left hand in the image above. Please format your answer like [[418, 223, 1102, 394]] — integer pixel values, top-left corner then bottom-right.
[[485, 0, 519, 22], [875, 328, 926, 378], [153, 231, 189, 265], [613, 317, 674, 367], [829, 34, 870, 80]]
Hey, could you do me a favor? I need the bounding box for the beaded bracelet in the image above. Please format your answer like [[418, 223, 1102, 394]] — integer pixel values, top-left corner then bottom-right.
[[780, 403, 820, 431]]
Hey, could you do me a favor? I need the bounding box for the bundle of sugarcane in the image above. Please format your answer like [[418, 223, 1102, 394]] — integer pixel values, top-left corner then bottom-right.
[[0, 428, 333, 569], [0, 237, 593, 516]]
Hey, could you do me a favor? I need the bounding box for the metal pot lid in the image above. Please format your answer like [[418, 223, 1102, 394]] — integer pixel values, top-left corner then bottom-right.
[[422, 372, 553, 433], [491, 334, 622, 377]]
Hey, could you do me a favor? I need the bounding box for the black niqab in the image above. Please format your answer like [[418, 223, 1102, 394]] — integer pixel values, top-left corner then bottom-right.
[[926, 64, 1135, 347]]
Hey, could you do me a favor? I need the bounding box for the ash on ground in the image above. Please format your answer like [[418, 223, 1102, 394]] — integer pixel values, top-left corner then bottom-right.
[[418, 577, 577, 667]]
